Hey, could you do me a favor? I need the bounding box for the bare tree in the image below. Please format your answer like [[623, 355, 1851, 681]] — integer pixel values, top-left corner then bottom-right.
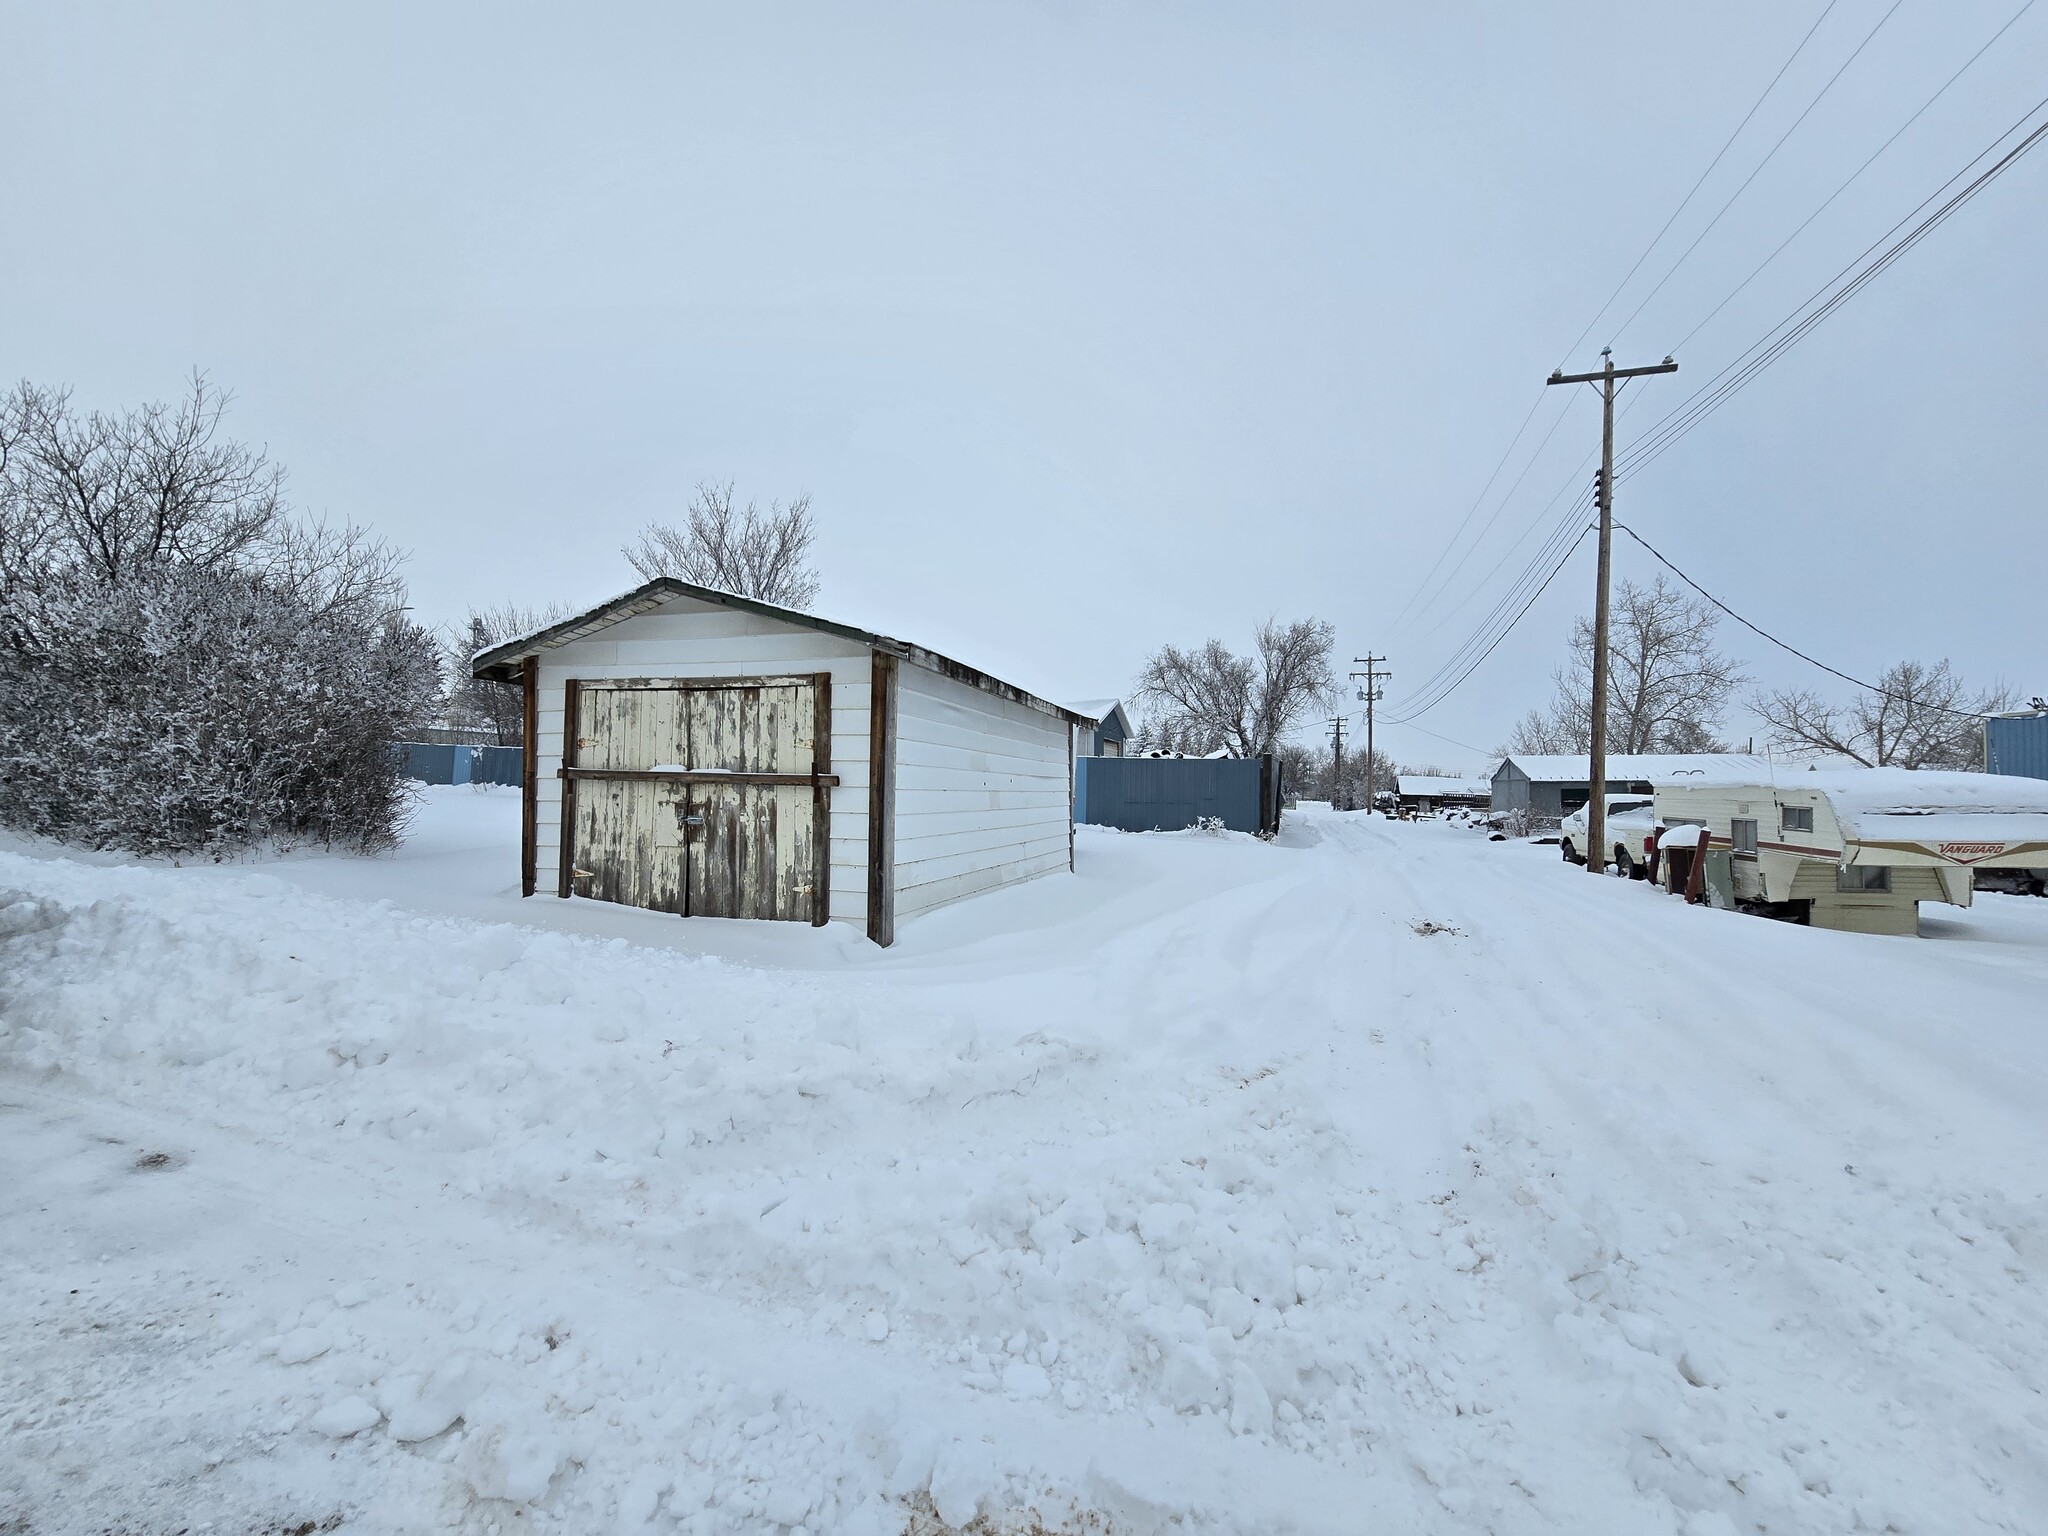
[[1504, 704, 1584, 757], [624, 482, 819, 608], [443, 602, 571, 745], [1297, 742, 1398, 809], [1511, 576, 1743, 756], [258, 517, 408, 627], [1137, 618, 1335, 758], [2, 373, 283, 589], [1753, 660, 2012, 769]]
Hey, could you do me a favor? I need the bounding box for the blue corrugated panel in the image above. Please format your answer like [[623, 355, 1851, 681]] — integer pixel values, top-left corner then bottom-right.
[[1074, 756, 1265, 834], [399, 743, 458, 784], [475, 747, 524, 786], [1986, 715, 2048, 781]]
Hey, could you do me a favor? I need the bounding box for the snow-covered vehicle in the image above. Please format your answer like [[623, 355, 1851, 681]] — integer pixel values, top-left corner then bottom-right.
[[1559, 795, 1662, 877], [1653, 767, 2048, 934]]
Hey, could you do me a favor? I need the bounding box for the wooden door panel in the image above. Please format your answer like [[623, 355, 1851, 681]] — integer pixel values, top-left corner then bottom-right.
[[682, 682, 819, 921], [571, 688, 688, 913], [573, 777, 634, 907]]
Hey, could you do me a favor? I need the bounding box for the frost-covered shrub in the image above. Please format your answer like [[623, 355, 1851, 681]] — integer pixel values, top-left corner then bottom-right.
[[1, 566, 440, 854], [0, 377, 441, 856]]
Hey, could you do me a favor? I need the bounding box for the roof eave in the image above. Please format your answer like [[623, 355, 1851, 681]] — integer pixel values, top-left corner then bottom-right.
[[469, 576, 1090, 726]]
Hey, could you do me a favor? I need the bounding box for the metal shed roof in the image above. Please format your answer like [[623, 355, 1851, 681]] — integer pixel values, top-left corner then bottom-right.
[[1494, 753, 1773, 785], [470, 577, 1094, 727], [1397, 775, 1493, 797]]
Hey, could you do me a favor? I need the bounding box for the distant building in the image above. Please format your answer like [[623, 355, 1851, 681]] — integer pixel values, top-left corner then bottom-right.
[[1064, 698, 1133, 759], [1491, 753, 1772, 823], [1396, 775, 1492, 813]]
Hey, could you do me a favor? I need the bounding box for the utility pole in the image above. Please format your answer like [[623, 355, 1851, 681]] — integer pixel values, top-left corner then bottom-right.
[[1328, 715, 1347, 811], [1546, 348, 1676, 873], [1350, 656, 1389, 815]]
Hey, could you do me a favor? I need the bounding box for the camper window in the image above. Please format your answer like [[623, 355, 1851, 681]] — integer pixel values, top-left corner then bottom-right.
[[1731, 818, 1758, 855], [1838, 865, 1891, 893], [1781, 805, 1814, 834]]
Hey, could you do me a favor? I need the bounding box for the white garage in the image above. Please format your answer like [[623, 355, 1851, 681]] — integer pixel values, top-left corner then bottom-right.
[[470, 578, 1092, 945]]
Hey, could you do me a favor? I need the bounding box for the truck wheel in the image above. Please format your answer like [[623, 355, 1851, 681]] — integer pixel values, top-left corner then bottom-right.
[[1561, 839, 1579, 864], [1615, 848, 1636, 880]]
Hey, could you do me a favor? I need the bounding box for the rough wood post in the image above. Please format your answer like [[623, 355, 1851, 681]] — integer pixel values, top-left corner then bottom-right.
[[520, 656, 539, 897], [558, 678, 581, 899], [866, 651, 898, 947], [812, 671, 833, 927]]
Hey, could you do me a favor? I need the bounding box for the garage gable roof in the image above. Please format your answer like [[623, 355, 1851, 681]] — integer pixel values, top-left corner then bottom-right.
[[1496, 752, 1772, 785], [470, 576, 1092, 727]]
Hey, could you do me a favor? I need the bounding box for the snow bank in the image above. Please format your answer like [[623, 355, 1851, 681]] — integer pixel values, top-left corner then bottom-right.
[[6, 807, 2048, 1533]]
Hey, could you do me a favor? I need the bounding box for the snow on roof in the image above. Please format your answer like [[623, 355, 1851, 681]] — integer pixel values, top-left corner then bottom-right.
[[1646, 763, 2048, 846], [1499, 753, 1773, 785], [1397, 775, 1492, 797], [1793, 768, 2048, 845], [1062, 698, 1123, 727]]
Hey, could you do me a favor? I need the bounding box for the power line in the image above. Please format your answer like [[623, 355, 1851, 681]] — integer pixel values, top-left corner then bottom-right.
[[1399, 390, 1582, 644], [1388, 389, 1552, 634], [1387, 8, 2046, 729], [1608, 0, 1907, 348], [1394, 6, 1844, 649], [1672, 0, 2039, 355], [1390, 486, 1594, 715], [1616, 95, 2048, 480], [1394, 388, 1652, 709], [1411, 384, 1655, 649], [1616, 523, 1995, 718], [1556, 0, 1842, 369], [1379, 719, 1497, 759], [1383, 523, 1593, 725]]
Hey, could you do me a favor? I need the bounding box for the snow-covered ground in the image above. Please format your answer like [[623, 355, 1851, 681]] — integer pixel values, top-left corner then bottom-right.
[[5, 788, 2047, 1535]]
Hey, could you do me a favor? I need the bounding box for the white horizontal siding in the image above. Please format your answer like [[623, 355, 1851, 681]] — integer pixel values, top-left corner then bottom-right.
[[895, 849, 1071, 917], [528, 593, 875, 932], [892, 664, 1071, 921], [895, 787, 1066, 815]]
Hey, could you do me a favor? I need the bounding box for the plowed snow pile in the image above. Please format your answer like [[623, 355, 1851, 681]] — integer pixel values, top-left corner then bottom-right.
[[4, 794, 2047, 1534]]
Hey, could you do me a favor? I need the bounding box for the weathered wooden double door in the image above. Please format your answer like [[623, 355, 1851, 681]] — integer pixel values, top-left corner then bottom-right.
[[565, 676, 831, 923]]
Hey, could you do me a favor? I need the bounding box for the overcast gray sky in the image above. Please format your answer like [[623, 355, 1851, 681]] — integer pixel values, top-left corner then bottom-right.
[[7, 3, 2044, 769]]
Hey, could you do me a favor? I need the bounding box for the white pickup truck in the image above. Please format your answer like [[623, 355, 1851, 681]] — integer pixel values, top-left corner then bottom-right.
[[1559, 796, 1664, 878]]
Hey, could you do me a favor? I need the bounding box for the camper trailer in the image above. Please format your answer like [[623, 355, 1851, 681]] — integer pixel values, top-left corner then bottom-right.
[[1652, 767, 2048, 935]]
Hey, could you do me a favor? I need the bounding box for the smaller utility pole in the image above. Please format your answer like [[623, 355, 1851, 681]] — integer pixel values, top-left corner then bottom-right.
[[1350, 656, 1389, 815], [1328, 715, 1348, 810]]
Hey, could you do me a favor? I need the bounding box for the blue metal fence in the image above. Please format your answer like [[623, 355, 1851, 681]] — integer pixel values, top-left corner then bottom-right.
[[1074, 754, 1281, 835], [1986, 714, 2048, 782], [400, 743, 523, 787]]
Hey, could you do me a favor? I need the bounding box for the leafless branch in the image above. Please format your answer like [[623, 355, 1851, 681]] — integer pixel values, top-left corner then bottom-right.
[[624, 482, 820, 609], [1753, 659, 2012, 769]]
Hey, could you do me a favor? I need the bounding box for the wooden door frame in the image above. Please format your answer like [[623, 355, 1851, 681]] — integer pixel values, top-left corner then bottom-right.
[[556, 673, 838, 921], [557, 678, 581, 898], [811, 672, 832, 926], [520, 656, 538, 897], [867, 651, 898, 947]]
